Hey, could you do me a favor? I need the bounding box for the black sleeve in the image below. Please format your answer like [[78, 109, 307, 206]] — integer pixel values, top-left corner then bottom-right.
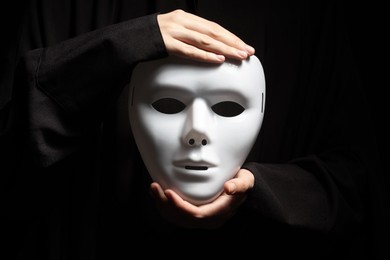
[[16, 13, 168, 167]]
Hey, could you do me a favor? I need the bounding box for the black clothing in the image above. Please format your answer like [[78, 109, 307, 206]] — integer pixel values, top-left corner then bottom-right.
[[1, 0, 388, 259]]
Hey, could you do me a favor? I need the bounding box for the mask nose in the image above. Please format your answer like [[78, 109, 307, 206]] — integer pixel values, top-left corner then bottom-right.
[[187, 137, 208, 146], [182, 98, 213, 147]]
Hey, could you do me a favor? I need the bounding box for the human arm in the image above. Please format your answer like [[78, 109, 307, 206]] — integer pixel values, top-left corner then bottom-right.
[[14, 10, 254, 167]]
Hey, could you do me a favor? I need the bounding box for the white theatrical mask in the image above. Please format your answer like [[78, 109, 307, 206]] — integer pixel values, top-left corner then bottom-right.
[[128, 55, 265, 205]]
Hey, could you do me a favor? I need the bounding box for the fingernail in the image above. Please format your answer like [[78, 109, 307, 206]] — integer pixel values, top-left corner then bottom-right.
[[215, 54, 225, 62], [227, 183, 236, 194], [245, 45, 255, 55]]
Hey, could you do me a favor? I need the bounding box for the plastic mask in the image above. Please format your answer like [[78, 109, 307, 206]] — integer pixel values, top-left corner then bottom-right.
[[128, 55, 265, 205]]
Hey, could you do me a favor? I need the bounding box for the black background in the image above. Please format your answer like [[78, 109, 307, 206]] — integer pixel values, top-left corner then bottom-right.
[[342, 1, 388, 196], [1, 0, 388, 196]]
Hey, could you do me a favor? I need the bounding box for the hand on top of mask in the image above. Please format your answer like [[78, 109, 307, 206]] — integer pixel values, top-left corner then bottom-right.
[[157, 9, 255, 63]]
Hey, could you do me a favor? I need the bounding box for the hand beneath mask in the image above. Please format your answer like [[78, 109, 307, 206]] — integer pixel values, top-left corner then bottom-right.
[[157, 9, 255, 63], [150, 168, 254, 229]]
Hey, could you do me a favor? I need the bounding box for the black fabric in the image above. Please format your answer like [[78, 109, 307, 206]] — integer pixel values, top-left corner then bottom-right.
[[0, 0, 388, 259]]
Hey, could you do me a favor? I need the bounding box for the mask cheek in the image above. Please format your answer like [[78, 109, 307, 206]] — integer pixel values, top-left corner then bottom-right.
[[143, 112, 184, 155], [216, 114, 260, 160]]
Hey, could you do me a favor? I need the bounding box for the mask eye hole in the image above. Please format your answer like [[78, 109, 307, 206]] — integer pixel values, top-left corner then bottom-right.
[[152, 98, 185, 114], [211, 101, 245, 117]]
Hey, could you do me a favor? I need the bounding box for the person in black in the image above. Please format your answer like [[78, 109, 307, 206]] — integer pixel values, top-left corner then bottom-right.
[[0, 0, 388, 259]]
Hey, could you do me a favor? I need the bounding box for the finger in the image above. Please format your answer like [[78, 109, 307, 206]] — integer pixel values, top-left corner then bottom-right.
[[150, 182, 169, 203], [165, 188, 233, 218], [224, 169, 254, 194], [168, 40, 227, 63], [179, 11, 255, 54], [173, 29, 250, 60], [164, 189, 202, 214]]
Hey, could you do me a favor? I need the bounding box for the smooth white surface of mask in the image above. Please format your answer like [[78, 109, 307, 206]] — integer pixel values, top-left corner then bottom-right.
[[128, 55, 265, 205]]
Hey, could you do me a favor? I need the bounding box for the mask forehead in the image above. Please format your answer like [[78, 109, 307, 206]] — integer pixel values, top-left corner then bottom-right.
[[130, 56, 264, 106]]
